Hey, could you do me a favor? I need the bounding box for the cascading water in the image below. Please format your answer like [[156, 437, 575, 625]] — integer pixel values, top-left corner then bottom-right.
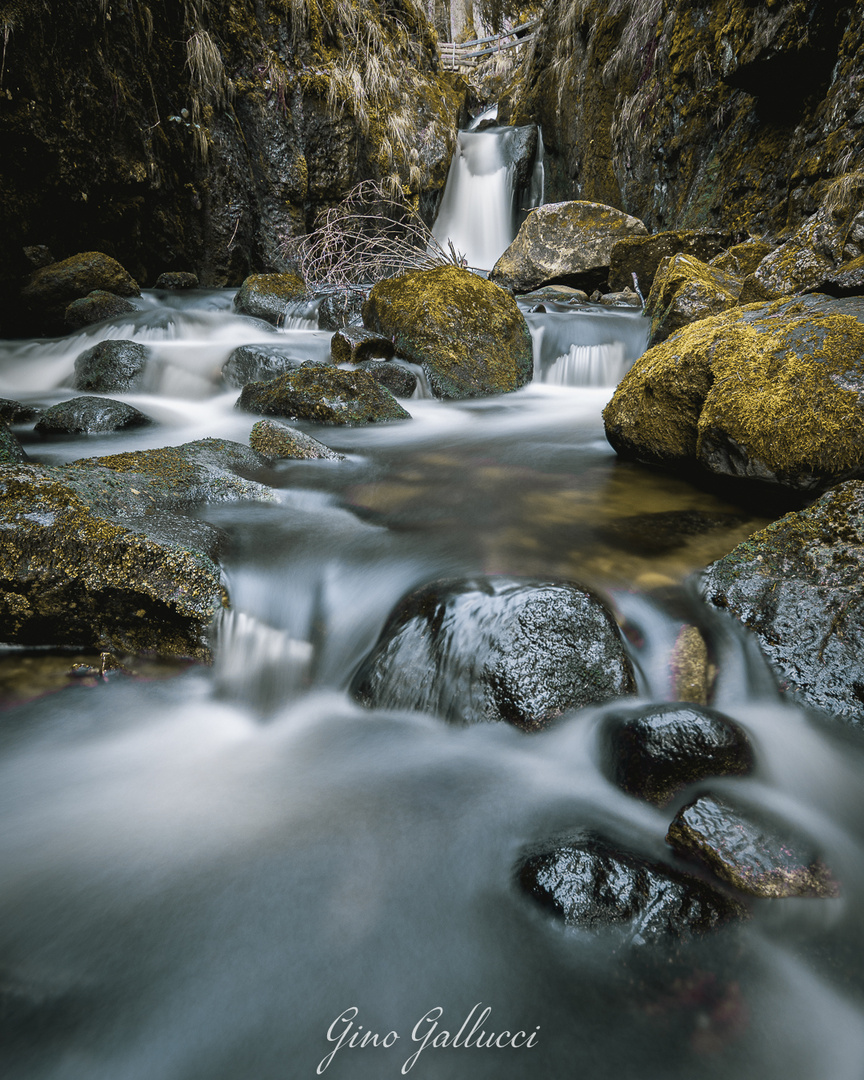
[[2, 151, 864, 1080]]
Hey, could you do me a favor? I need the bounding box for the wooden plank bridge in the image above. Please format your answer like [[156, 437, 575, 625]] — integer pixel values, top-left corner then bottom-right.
[[439, 17, 540, 70]]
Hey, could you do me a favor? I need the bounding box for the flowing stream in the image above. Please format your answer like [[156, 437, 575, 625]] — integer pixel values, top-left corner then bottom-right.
[[2, 145, 864, 1080]]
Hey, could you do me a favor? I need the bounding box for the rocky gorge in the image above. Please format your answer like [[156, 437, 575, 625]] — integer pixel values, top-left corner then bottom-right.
[[1, 2, 864, 1079]]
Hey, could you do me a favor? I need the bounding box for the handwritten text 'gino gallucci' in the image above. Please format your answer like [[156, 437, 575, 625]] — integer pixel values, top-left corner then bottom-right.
[[317, 1004, 540, 1075]]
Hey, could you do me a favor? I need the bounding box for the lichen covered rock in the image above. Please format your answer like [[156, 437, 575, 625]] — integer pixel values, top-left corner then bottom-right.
[[237, 366, 411, 425], [489, 201, 648, 294], [35, 397, 153, 436], [604, 293, 864, 490], [701, 481, 864, 725], [0, 463, 228, 659], [73, 340, 150, 393], [64, 290, 137, 329], [233, 273, 307, 325], [608, 230, 733, 295], [708, 239, 774, 279], [645, 254, 744, 345], [249, 419, 344, 460], [362, 265, 533, 399], [351, 576, 636, 730], [20, 252, 140, 334]]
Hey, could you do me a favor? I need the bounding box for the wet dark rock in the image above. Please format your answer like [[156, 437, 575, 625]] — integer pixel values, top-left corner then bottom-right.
[[237, 365, 412, 425], [249, 419, 344, 461], [363, 266, 533, 399], [72, 339, 150, 394], [35, 397, 153, 437], [222, 344, 311, 388], [489, 201, 648, 294], [0, 463, 228, 660], [667, 795, 839, 898], [701, 481, 864, 725], [68, 438, 274, 508], [506, 123, 539, 190], [608, 230, 733, 295], [154, 272, 199, 289], [64, 290, 137, 330], [355, 360, 417, 398], [519, 838, 746, 943], [0, 400, 40, 425], [645, 254, 744, 345], [233, 272, 307, 325], [20, 252, 140, 334], [351, 576, 636, 730], [602, 703, 754, 807], [330, 327, 395, 365], [604, 293, 864, 491], [317, 290, 366, 330], [0, 421, 28, 464]]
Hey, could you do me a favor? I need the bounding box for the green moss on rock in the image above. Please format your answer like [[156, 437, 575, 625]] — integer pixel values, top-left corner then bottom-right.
[[233, 272, 308, 325], [238, 365, 412, 424], [645, 253, 744, 345]]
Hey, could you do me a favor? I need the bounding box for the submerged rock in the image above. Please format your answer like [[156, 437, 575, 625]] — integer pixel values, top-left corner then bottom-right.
[[645, 254, 743, 345], [489, 200, 648, 294], [351, 576, 636, 730], [154, 272, 199, 289], [363, 265, 533, 399], [0, 421, 28, 464], [64, 290, 137, 330], [608, 230, 733, 295], [35, 397, 152, 436], [701, 481, 864, 725], [519, 838, 745, 943], [330, 327, 395, 365], [237, 366, 411, 425], [222, 344, 311, 388], [602, 703, 754, 807], [233, 272, 307, 325], [73, 339, 149, 393], [20, 252, 140, 333], [603, 293, 864, 491], [249, 419, 344, 461], [667, 795, 839, 898], [0, 463, 227, 660]]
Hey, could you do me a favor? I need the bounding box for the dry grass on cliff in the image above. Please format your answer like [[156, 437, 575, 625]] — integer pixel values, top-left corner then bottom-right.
[[286, 180, 463, 289]]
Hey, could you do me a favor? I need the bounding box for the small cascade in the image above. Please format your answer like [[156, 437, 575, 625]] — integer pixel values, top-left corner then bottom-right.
[[431, 123, 544, 271], [545, 342, 629, 387], [526, 304, 650, 388]]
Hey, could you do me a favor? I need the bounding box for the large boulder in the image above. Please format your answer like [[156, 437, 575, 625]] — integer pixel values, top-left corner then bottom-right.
[[64, 290, 137, 330], [233, 272, 307, 325], [237, 366, 411, 425], [701, 481, 864, 725], [20, 252, 140, 334], [35, 397, 152, 436], [608, 230, 733, 294], [489, 201, 648, 294], [603, 293, 864, 491], [362, 265, 534, 399], [0, 463, 228, 659], [73, 340, 150, 393], [644, 254, 744, 345], [351, 576, 636, 731]]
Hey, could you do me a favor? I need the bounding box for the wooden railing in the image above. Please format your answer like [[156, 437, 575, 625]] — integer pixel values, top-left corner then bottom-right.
[[439, 18, 540, 70]]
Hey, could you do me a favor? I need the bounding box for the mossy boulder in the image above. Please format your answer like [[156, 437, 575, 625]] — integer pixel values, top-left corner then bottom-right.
[[330, 327, 395, 365], [645, 254, 744, 345], [34, 397, 153, 437], [73, 340, 149, 393], [608, 230, 733, 294], [0, 463, 228, 660], [351, 576, 636, 731], [603, 293, 864, 491], [233, 273, 307, 325], [222, 344, 311, 389], [249, 419, 344, 460], [237, 366, 411, 425], [154, 272, 199, 289], [20, 252, 140, 334], [701, 481, 864, 725], [0, 421, 28, 464], [64, 290, 137, 330], [488, 201, 648, 294], [362, 265, 533, 399], [806, 254, 864, 298], [709, 239, 774, 278]]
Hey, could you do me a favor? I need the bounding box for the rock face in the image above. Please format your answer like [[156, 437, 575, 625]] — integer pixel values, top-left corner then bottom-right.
[[222, 344, 312, 389], [64, 290, 137, 330], [644, 254, 744, 345], [351, 577, 636, 730], [73, 340, 150, 393], [237, 366, 411, 425], [363, 266, 534, 399], [667, 795, 839, 898], [34, 397, 153, 436], [519, 839, 745, 943], [249, 419, 344, 461], [0, 463, 228, 659], [489, 201, 648, 294], [233, 273, 307, 325], [20, 253, 140, 335], [603, 294, 864, 491], [701, 482, 864, 725], [602, 703, 754, 807], [608, 231, 733, 295]]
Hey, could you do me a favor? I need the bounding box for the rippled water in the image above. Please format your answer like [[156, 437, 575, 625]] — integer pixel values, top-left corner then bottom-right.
[[1, 290, 863, 1080]]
